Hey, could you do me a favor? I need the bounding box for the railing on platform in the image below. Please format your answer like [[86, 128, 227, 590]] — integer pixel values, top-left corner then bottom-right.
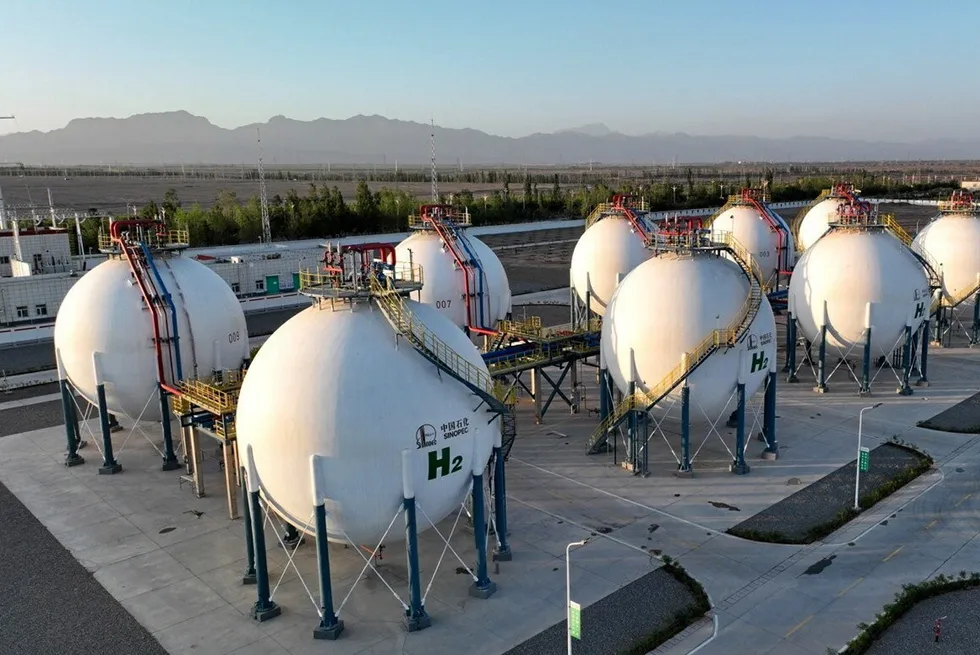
[[298, 264, 424, 298], [98, 229, 189, 253], [408, 206, 472, 229], [172, 370, 243, 417]]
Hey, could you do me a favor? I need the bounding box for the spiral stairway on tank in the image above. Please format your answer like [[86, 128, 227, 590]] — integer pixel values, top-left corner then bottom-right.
[[369, 276, 519, 459], [586, 232, 764, 455]]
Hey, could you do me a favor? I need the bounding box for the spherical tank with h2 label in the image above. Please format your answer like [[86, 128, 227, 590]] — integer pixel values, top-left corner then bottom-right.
[[234, 298, 496, 546]]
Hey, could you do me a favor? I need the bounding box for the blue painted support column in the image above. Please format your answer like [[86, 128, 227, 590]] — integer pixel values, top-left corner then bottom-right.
[[402, 451, 431, 629], [910, 328, 921, 377], [492, 428, 512, 562], [627, 379, 638, 473], [311, 455, 344, 640], [761, 361, 778, 460], [897, 321, 914, 396], [245, 446, 281, 622], [933, 306, 944, 345], [814, 301, 829, 393], [786, 303, 799, 383], [972, 291, 980, 345], [599, 367, 611, 424], [158, 384, 181, 471], [468, 450, 497, 600], [58, 349, 84, 468], [731, 352, 751, 475], [93, 354, 122, 474], [917, 319, 931, 386], [678, 382, 692, 474], [860, 302, 873, 397], [241, 469, 256, 585]]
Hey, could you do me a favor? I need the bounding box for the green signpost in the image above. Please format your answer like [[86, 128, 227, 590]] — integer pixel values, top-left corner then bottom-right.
[[859, 446, 870, 473], [568, 601, 581, 640]]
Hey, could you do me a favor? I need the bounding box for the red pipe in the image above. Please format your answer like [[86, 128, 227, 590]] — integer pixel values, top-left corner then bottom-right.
[[111, 220, 168, 388], [421, 208, 479, 332]]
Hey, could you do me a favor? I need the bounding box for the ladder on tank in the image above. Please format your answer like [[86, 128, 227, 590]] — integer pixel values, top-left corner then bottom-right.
[[706, 188, 791, 283], [107, 223, 183, 387], [369, 276, 517, 452], [414, 205, 491, 333], [585, 194, 653, 243], [586, 232, 764, 455]]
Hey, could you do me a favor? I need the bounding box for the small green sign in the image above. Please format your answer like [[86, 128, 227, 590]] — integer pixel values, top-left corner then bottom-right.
[[569, 600, 582, 640], [859, 447, 870, 473]]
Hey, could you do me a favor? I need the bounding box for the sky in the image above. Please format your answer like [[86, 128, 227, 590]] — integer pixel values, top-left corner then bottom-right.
[[2, 0, 978, 142]]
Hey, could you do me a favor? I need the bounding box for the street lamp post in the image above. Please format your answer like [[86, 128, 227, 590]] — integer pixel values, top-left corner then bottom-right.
[[854, 403, 883, 510], [566, 539, 588, 654]]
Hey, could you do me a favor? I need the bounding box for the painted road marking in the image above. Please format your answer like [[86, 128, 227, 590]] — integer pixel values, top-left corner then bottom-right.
[[837, 577, 864, 598], [883, 546, 904, 562], [785, 615, 813, 638], [955, 493, 972, 507], [926, 519, 939, 530]]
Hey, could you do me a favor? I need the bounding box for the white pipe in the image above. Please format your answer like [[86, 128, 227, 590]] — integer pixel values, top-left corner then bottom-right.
[[91, 352, 103, 387], [310, 454, 324, 506], [245, 444, 260, 494], [402, 449, 415, 500]]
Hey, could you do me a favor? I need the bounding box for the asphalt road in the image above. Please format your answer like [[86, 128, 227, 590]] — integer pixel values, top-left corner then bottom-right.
[[0, 480, 168, 655]]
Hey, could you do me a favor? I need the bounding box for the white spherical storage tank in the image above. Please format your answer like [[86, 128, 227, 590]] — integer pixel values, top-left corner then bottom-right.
[[54, 257, 249, 422], [797, 197, 846, 251], [789, 229, 931, 357], [395, 231, 511, 330], [711, 205, 790, 279], [601, 253, 777, 422], [912, 214, 980, 305], [571, 216, 653, 316], [235, 299, 497, 546]]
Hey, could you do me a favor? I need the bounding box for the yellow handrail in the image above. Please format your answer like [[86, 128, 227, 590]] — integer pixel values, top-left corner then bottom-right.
[[98, 229, 189, 252], [369, 276, 511, 406], [791, 189, 832, 250], [587, 237, 763, 450]]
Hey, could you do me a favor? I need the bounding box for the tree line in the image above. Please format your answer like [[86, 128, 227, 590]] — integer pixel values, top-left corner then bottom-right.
[[77, 173, 961, 252]]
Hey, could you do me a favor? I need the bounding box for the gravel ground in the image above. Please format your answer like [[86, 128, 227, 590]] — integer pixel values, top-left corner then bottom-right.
[[503, 566, 700, 655], [0, 481, 168, 655], [864, 587, 980, 655], [729, 443, 929, 543], [918, 391, 980, 433], [0, 400, 68, 438]]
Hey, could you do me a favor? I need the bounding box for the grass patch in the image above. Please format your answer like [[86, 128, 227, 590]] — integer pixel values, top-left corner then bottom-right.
[[728, 440, 933, 545], [619, 555, 711, 655], [837, 571, 980, 654]]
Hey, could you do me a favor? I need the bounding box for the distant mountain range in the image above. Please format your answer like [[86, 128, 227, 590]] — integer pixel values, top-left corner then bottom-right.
[[0, 111, 977, 166]]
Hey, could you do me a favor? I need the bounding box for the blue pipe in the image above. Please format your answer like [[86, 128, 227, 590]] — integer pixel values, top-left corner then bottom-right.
[[453, 227, 487, 330], [141, 244, 184, 381]]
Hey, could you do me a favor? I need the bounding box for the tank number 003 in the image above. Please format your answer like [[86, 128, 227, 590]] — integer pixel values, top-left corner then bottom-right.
[[435, 300, 452, 309], [427, 447, 464, 480], [228, 331, 241, 343]]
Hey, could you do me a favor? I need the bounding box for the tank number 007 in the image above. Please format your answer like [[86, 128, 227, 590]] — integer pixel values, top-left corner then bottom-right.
[[228, 331, 241, 343], [435, 300, 452, 309], [427, 447, 464, 480]]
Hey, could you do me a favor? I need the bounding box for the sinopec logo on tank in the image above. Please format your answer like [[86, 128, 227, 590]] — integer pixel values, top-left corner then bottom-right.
[[416, 424, 437, 449]]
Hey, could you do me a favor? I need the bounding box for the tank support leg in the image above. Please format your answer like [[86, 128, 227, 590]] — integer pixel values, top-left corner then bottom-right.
[[599, 368, 611, 425], [108, 413, 122, 433], [860, 326, 873, 397], [60, 376, 85, 468], [897, 323, 914, 396], [248, 488, 281, 622], [469, 470, 496, 600], [910, 328, 921, 377], [282, 522, 302, 549], [96, 381, 122, 474], [569, 361, 580, 414], [731, 378, 750, 475], [529, 369, 542, 425], [158, 385, 181, 471], [313, 502, 344, 639], [814, 323, 828, 393], [786, 314, 799, 383], [972, 294, 980, 346], [932, 306, 944, 346], [676, 383, 693, 476], [401, 451, 431, 630], [761, 368, 778, 460], [917, 320, 930, 386], [492, 436, 512, 561], [241, 471, 257, 585]]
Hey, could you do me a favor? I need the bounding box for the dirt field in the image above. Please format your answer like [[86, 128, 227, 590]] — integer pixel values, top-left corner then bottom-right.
[[0, 175, 519, 212]]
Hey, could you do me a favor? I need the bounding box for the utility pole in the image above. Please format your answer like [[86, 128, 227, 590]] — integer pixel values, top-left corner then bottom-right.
[[256, 128, 271, 245], [0, 115, 15, 230], [430, 118, 438, 202]]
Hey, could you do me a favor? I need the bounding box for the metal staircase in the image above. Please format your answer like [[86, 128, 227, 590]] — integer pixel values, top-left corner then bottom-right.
[[706, 188, 790, 283], [586, 232, 764, 454], [410, 205, 491, 332], [370, 275, 512, 419]]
